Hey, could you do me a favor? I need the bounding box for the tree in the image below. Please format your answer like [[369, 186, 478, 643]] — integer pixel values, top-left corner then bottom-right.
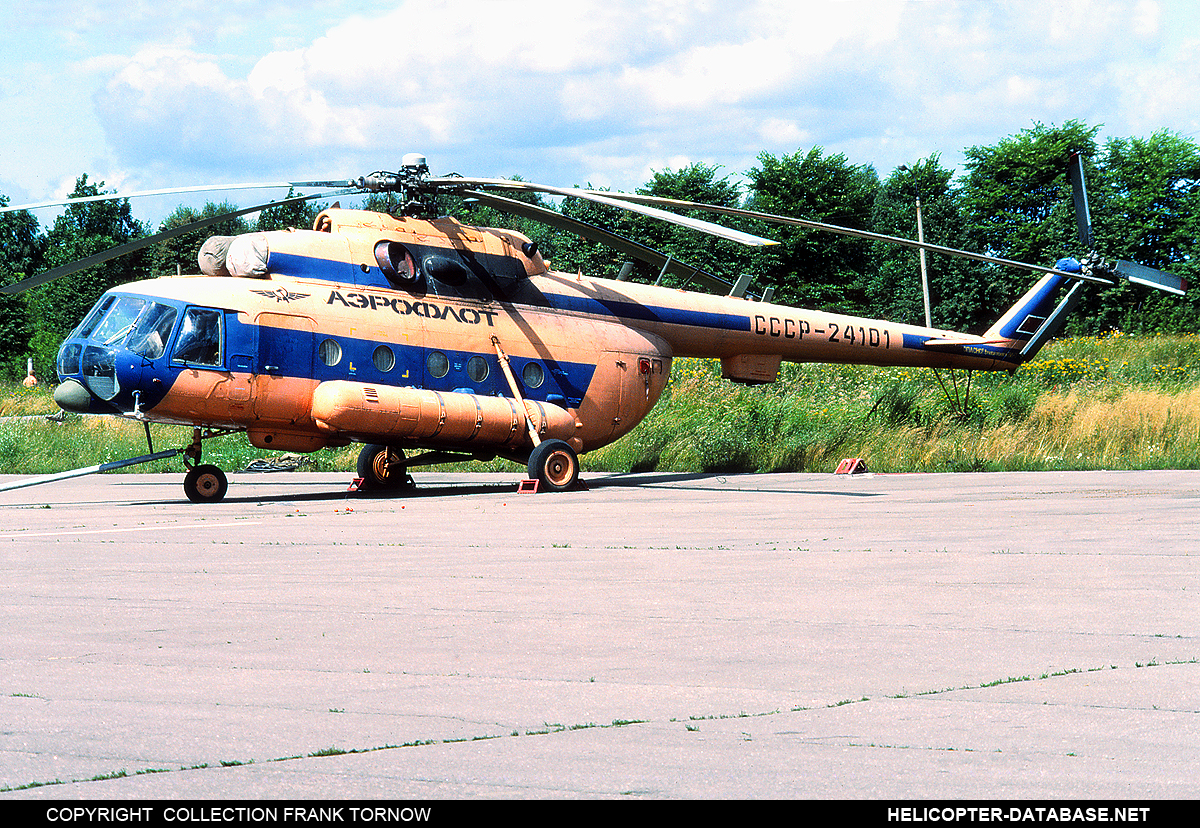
[[150, 202, 251, 278], [256, 188, 324, 233], [1100, 131, 1200, 332], [629, 163, 757, 290], [869, 157, 989, 331], [23, 175, 146, 378], [958, 121, 1104, 330], [960, 122, 1200, 334], [744, 148, 880, 313], [552, 189, 644, 280], [0, 194, 44, 375]]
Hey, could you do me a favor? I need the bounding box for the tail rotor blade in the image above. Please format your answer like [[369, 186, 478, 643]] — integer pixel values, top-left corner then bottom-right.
[[1067, 152, 1094, 249], [1114, 260, 1187, 296]]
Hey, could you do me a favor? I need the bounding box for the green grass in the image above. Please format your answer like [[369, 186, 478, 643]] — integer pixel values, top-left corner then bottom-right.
[[4, 334, 1200, 476], [583, 334, 1200, 474]]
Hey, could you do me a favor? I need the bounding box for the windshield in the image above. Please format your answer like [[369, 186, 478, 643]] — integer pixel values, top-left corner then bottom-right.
[[74, 295, 115, 339], [74, 295, 180, 359], [91, 296, 148, 346], [127, 303, 178, 359]]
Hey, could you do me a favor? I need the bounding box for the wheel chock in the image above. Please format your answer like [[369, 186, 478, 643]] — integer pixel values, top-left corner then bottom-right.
[[347, 477, 365, 491], [518, 479, 540, 494], [834, 458, 868, 475]]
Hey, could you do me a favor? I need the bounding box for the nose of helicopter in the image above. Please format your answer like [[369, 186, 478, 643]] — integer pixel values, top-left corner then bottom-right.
[[53, 378, 94, 413]]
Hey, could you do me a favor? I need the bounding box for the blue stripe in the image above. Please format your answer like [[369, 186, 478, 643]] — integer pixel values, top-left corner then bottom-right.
[[248, 318, 594, 407], [996, 275, 1068, 339], [268, 251, 358, 282], [265, 249, 751, 331], [901, 333, 1017, 359], [544, 293, 751, 331]]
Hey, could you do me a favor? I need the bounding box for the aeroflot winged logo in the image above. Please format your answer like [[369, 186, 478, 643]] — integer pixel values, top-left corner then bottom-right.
[[251, 288, 311, 303]]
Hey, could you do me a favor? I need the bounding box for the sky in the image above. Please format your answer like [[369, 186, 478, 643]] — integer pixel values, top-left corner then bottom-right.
[[2, 0, 1199, 226]]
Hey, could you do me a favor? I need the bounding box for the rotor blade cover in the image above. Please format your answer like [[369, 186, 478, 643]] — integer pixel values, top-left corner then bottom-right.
[[224, 233, 271, 278], [463, 189, 734, 293], [439, 177, 778, 248], [198, 236, 235, 276]]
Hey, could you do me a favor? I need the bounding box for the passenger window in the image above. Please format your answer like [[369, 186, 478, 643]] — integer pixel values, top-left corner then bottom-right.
[[173, 308, 223, 366]]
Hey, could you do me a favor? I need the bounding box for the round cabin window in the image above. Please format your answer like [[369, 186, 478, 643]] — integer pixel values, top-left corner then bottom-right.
[[426, 351, 449, 379], [466, 356, 489, 383], [372, 345, 395, 372], [319, 338, 342, 367], [522, 362, 544, 389]]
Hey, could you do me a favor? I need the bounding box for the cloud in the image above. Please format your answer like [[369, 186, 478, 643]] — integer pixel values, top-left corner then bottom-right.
[[76, 0, 1200, 196], [91, 1, 907, 176]]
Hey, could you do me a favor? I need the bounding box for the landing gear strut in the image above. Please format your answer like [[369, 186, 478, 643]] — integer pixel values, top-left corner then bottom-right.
[[180, 426, 238, 503]]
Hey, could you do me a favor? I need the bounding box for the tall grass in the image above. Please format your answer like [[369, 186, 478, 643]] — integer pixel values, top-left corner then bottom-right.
[[586, 334, 1200, 474], [3, 335, 1199, 476]]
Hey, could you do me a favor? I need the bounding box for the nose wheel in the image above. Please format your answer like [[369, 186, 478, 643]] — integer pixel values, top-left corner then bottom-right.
[[184, 464, 228, 503], [180, 427, 235, 503]]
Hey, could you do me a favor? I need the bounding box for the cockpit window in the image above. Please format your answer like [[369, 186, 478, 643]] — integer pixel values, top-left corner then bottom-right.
[[74, 295, 115, 340], [91, 296, 148, 346], [172, 308, 223, 366], [128, 303, 178, 360]]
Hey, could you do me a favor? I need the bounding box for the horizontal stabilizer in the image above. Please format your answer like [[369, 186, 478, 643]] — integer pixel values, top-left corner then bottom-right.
[[1115, 260, 1187, 296]]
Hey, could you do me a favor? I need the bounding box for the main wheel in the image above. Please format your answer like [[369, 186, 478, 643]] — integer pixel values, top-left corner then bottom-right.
[[527, 439, 579, 492], [356, 444, 412, 490], [184, 464, 228, 503]]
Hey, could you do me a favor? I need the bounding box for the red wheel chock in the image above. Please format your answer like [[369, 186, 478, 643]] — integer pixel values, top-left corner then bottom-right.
[[834, 458, 869, 475]]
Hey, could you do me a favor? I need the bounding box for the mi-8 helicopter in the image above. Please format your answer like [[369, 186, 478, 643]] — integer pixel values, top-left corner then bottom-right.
[[0, 153, 1185, 502]]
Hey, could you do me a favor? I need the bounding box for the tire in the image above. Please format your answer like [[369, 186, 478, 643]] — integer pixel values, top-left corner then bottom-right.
[[356, 444, 411, 490], [184, 464, 228, 503], [527, 439, 579, 492]]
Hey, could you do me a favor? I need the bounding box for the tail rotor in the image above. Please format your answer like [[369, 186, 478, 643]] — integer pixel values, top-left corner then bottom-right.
[[1061, 151, 1186, 296]]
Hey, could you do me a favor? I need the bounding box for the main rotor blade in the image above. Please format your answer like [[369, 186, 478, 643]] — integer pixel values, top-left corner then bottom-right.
[[0, 181, 356, 214], [461, 190, 734, 294], [1066, 153, 1094, 248], [588, 191, 1117, 287], [0, 190, 352, 295], [432, 176, 778, 249]]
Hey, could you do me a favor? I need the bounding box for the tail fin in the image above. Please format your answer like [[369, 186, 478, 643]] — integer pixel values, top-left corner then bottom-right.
[[983, 270, 1083, 361]]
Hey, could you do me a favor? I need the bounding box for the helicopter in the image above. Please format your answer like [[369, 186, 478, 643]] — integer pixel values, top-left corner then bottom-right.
[[0, 153, 1186, 502]]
